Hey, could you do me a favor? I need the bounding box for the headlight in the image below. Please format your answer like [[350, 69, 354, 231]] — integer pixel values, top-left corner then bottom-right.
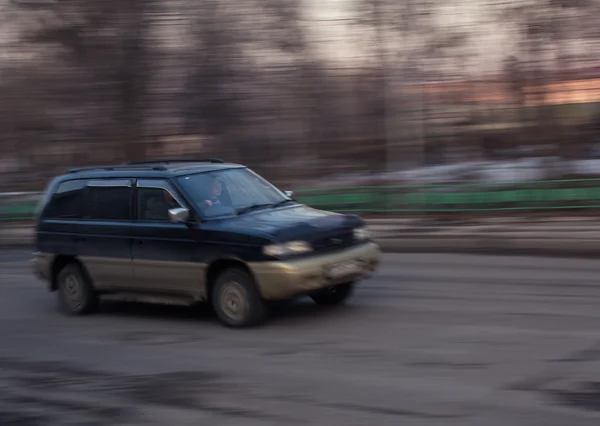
[[353, 227, 370, 241], [264, 241, 312, 257]]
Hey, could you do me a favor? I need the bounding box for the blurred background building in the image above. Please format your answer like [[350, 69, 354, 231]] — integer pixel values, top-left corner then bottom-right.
[[1, 0, 600, 191]]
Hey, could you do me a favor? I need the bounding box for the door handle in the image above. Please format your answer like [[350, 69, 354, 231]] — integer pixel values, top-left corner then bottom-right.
[[134, 239, 144, 245], [74, 236, 86, 243]]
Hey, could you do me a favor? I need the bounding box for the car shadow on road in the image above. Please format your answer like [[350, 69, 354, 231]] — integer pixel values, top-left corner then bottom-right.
[[93, 298, 364, 328], [266, 298, 366, 327], [98, 301, 217, 324]]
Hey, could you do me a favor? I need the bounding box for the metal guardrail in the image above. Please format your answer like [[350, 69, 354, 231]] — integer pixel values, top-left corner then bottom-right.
[[3, 179, 600, 220]]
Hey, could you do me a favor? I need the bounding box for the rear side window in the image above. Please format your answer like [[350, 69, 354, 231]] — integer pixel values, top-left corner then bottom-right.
[[43, 179, 88, 219], [87, 184, 132, 221]]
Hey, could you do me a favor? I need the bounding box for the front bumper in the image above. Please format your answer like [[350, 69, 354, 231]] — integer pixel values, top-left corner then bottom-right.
[[249, 242, 381, 300]]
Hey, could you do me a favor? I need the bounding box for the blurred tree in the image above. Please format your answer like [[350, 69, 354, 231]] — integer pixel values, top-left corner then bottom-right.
[[183, 0, 320, 174], [351, 0, 470, 170], [502, 55, 528, 151], [9, 0, 151, 162], [503, 55, 526, 107], [500, 0, 600, 161]]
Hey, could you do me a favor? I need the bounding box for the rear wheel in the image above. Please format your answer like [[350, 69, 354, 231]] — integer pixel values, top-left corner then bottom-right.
[[56, 263, 98, 315], [211, 268, 266, 328], [310, 282, 355, 306]]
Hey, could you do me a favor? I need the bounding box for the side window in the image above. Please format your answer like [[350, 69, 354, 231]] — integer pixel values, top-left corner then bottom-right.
[[137, 186, 182, 222], [86, 184, 132, 221], [43, 179, 88, 219]]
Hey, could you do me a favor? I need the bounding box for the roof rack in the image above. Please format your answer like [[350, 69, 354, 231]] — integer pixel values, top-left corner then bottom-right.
[[127, 158, 225, 165], [67, 165, 167, 174]]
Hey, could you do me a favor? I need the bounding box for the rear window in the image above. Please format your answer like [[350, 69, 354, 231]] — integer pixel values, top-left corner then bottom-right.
[[86, 186, 132, 221], [42, 179, 88, 219]]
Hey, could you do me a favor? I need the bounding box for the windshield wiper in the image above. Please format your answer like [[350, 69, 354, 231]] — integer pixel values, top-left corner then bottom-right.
[[236, 203, 274, 215], [271, 199, 295, 209]]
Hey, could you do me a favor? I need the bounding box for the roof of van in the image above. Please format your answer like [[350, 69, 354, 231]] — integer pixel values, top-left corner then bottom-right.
[[60, 159, 245, 180]]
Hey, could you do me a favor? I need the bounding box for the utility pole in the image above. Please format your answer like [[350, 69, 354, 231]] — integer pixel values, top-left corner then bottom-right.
[[373, 0, 394, 176], [411, 0, 427, 169]]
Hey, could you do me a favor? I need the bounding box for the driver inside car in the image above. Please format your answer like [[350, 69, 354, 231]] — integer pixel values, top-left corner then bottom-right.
[[203, 177, 225, 208]]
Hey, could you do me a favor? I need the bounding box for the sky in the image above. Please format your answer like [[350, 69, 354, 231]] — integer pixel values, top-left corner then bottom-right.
[[303, 0, 515, 75]]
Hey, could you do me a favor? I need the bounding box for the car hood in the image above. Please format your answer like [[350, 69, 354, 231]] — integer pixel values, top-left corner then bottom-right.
[[212, 204, 364, 241]]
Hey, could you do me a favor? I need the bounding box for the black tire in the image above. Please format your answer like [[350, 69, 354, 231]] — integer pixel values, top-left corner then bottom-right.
[[310, 282, 355, 306], [56, 262, 98, 315], [211, 268, 267, 328]]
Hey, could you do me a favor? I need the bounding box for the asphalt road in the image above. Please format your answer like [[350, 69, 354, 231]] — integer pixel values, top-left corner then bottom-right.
[[1, 251, 600, 426]]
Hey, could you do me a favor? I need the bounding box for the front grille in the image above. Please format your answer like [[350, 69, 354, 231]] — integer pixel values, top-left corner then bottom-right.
[[312, 231, 355, 253]]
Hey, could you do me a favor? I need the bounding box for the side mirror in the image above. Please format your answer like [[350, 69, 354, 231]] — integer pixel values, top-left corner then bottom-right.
[[168, 207, 190, 224], [284, 190, 294, 198]]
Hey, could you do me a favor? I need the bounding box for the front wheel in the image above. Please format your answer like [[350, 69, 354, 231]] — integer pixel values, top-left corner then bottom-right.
[[310, 282, 355, 306], [212, 268, 267, 328]]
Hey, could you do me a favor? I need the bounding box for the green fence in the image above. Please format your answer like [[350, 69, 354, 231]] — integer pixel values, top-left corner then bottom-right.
[[0, 198, 39, 221], [294, 179, 600, 213], [3, 179, 600, 220]]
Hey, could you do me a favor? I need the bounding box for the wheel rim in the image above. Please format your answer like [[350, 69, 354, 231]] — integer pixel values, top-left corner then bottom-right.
[[322, 285, 343, 296], [220, 281, 248, 322], [60, 274, 83, 310]]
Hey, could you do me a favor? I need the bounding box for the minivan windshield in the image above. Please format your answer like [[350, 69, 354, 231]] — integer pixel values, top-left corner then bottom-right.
[[177, 168, 292, 218]]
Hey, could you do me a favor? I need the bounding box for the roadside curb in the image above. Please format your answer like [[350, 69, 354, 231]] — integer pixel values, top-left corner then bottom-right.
[[377, 237, 600, 258], [4, 225, 600, 257], [0, 226, 32, 250]]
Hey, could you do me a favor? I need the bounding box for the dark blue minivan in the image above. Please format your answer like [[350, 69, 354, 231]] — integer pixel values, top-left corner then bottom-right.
[[32, 159, 381, 327]]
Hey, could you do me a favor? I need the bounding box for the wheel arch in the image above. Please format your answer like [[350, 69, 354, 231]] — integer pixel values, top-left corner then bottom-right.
[[205, 258, 259, 301], [50, 255, 88, 292]]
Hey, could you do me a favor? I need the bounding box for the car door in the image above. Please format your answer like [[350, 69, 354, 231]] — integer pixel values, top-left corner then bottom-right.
[[132, 179, 204, 298], [77, 179, 135, 290]]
